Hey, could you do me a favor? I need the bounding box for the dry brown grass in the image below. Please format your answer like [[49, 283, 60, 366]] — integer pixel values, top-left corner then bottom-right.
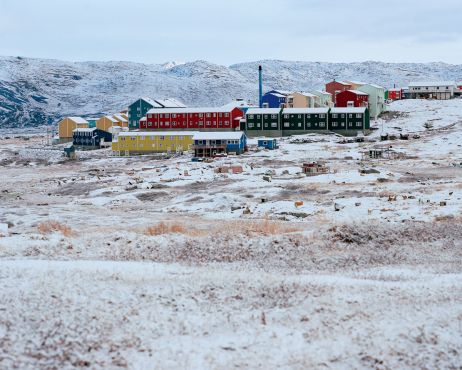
[[38, 221, 73, 237], [222, 219, 301, 236], [145, 222, 205, 237], [145, 218, 301, 238]]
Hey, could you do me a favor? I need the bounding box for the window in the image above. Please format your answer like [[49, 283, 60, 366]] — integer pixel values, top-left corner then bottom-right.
[[257, 115, 261, 119], [170, 136, 174, 140], [298, 122, 302, 128], [319, 122, 326, 128], [341, 114, 345, 118], [199, 113, 204, 118], [306, 122, 311, 128], [298, 115, 301, 119], [349, 114, 353, 118], [320, 114, 325, 119], [206, 113, 211, 118], [332, 122, 338, 127], [148, 122, 152, 127], [249, 114, 254, 119], [332, 114, 338, 118], [213, 113, 216, 117], [356, 122, 362, 127], [271, 122, 277, 128], [219, 121, 223, 126], [199, 121, 203, 126], [140, 136, 145, 140], [131, 137, 136, 141], [264, 115, 268, 119], [271, 115, 277, 119], [165, 114, 170, 118], [224, 121, 229, 125], [160, 136, 164, 140], [150, 136, 155, 140], [160, 114, 163, 118], [172, 114, 177, 118], [248, 122, 254, 128], [356, 114, 362, 118], [225, 113, 229, 117], [284, 122, 290, 128]]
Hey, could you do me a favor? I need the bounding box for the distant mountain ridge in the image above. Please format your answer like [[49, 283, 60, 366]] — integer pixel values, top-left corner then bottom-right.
[[1, 56, 461, 127]]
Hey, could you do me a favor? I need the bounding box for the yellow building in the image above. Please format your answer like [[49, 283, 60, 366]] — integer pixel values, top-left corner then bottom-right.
[[96, 115, 118, 132], [112, 114, 129, 128], [286, 92, 320, 108], [58, 117, 89, 140], [112, 131, 198, 155], [345, 81, 366, 90]]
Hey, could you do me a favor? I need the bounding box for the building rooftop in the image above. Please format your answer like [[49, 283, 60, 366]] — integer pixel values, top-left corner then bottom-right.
[[246, 108, 282, 115], [312, 90, 332, 97], [193, 132, 245, 141], [409, 81, 456, 87], [155, 98, 187, 108], [345, 90, 369, 96], [292, 91, 317, 98], [330, 107, 367, 113], [118, 131, 198, 137], [146, 107, 242, 115], [73, 127, 97, 133], [359, 83, 385, 90], [102, 115, 118, 123], [113, 114, 128, 122], [282, 108, 330, 114], [67, 117, 89, 124]]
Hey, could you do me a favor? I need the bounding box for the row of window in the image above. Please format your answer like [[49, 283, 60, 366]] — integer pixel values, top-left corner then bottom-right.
[[248, 122, 279, 128], [332, 114, 363, 119], [147, 113, 230, 119], [282, 114, 327, 119], [249, 113, 362, 119], [145, 121, 230, 127], [248, 121, 362, 129], [120, 135, 186, 141], [412, 86, 450, 91], [331, 122, 363, 128], [282, 122, 327, 128], [195, 140, 240, 145], [248, 114, 279, 119]]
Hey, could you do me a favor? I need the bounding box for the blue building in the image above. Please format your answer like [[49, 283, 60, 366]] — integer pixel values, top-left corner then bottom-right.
[[192, 132, 247, 157], [73, 128, 113, 148], [258, 138, 278, 150], [262, 90, 290, 108]]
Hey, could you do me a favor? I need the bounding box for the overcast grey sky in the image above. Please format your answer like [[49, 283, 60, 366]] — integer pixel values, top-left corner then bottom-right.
[[1, 0, 461, 65]]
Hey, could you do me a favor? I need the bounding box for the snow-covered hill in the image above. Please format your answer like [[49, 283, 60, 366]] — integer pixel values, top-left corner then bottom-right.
[[1, 56, 462, 127]]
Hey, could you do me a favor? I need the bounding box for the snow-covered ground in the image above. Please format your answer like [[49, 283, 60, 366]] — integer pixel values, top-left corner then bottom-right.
[[1, 99, 462, 369]]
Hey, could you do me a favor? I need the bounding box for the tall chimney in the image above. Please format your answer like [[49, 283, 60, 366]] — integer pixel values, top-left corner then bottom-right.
[[259, 65, 263, 108]]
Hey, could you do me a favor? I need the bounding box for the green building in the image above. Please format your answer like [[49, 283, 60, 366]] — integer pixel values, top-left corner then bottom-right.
[[357, 84, 386, 120], [329, 107, 370, 135], [281, 108, 330, 135], [128, 98, 162, 130], [311, 90, 333, 107], [245, 108, 283, 137], [127, 97, 187, 129]]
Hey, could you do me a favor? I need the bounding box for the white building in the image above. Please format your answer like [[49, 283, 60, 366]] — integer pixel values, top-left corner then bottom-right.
[[408, 81, 456, 100]]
